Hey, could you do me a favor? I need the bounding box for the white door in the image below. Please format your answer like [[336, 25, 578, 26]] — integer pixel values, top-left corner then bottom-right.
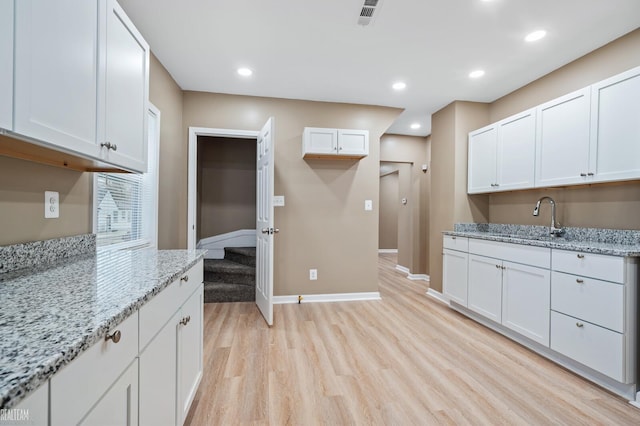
[[442, 249, 468, 307], [177, 286, 203, 425], [467, 125, 497, 193], [468, 254, 503, 323], [496, 109, 536, 191], [256, 117, 275, 325]]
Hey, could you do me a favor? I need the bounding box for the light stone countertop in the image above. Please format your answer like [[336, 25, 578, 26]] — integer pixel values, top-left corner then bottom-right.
[[444, 223, 640, 257], [0, 248, 206, 409]]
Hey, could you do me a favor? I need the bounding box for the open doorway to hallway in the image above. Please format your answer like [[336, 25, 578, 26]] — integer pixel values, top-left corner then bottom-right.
[[196, 136, 257, 303]]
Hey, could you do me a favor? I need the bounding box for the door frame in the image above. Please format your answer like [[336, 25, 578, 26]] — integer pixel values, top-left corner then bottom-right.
[[187, 127, 259, 250]]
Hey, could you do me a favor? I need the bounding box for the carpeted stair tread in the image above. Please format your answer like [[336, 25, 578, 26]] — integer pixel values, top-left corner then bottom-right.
[[224, 247, 256, 267], [204, 281, 254, 303], [204, 259, 255, 274], [204, 259, 255, 287]]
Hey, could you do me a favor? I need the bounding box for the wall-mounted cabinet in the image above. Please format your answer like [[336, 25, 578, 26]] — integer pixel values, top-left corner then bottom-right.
[[0, 0, 13, 131], [302, 127, 369, 159], [5, 0, 149, 173], [468, 109, 535, 194], [467, 66, 640, 194]]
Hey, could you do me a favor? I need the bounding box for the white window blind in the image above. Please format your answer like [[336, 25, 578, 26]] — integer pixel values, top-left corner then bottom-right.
[[94, 105, 160, 249]]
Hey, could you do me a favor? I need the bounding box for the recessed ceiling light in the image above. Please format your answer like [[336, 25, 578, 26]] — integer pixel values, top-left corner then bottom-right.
[[469, 69, 485, 79], [237, 67, 253, 77], [525, 30, 547, 42], [410, 123, 421, 129], [392, 81, 407, 90]]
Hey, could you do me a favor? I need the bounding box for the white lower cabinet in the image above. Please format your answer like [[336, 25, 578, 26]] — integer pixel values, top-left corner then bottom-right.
[[177, 286, 204, 425], [443, 248, 468, 306], [468, 254, 503, 323], [501, 261, 550, 346], [10, 382, 48, 426], [81, 359, 139, 426]]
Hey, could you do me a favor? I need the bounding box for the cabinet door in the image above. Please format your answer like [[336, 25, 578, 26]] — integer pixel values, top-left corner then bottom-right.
[[467, 125, 497, 194], [496, 109, 536, 191], [0, 0, 13, 130], [443, 249, 468, 306], [338, 129, 369, 156], [177, 285, 204, 425], [140, 311, 180, 426], [98, 0, 149, 172], [589, 67, 640, 183], [303, 127, 337, 155], [502, 261, 550, 346], [535, 88, 591, 187], [14, 0, 99, 156], [468, 255, 503, 323], [80, 360, 139, 426], [12, 382, 48, 426]]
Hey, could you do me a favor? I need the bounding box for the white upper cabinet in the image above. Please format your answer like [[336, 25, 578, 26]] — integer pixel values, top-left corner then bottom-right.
[[303, 127, 369, 159], [467, 124, 497, 193], [589, 66, 640, 183], [98, 0, 149, 172], [14, 0, 100, 157], [10, 0, 149, 172], [0, 0, 13, 130], [468, 109, 535, 194], [535, 87, 592, 187], [496, 109, 536, 191]]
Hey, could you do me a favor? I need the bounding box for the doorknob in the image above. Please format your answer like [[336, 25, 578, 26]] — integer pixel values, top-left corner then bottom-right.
[[274, 228, 279, 233]]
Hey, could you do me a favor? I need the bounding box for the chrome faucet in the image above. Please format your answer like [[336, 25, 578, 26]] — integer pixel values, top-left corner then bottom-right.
[[533, 196, 565, 237]]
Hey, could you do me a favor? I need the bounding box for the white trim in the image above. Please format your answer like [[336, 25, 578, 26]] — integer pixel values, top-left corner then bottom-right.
[[197, 229, 256, 259], [146, 103, 161, 249], [378, 249, 398, 253], [187, 127, 260, 250], [426, 289, 449, 305], [395, 265, 410, 274], [408, 274, 429, 281], [629, 399, 640, 409], [273, 292, 381, 304]]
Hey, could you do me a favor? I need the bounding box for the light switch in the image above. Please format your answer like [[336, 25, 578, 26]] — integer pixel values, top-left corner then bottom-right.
[[273, 195, 285, 207], [45, 191, 59, 219], [364, 199, 373, 211]]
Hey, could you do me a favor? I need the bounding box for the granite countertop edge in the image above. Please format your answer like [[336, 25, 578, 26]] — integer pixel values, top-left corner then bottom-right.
[[442, 230, 640, 257], [0, 250, 206, 409]]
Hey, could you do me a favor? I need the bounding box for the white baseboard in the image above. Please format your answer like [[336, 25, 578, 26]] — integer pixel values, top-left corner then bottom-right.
[[426, 289, 449, 305], [378, 249, 398, 254], [408, 274, 430, 282], [395, 265, 410, 274], [273, 292, 381, 304]]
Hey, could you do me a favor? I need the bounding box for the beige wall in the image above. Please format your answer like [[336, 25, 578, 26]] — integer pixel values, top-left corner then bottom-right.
[[149, 54, 186, 249], [380, 134, 430, 275], [0, 145, 91, 245], [429, 102, 489, 292], [379, 170, 399, 250], [197, 136, 256, 240], [182, 91, 401, 295]]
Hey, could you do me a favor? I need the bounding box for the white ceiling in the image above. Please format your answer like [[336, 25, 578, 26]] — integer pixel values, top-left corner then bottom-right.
[[118, 0, 640, 136]]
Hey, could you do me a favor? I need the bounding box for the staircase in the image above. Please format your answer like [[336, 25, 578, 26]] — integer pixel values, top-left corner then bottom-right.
[[204, 247, 256, 303]]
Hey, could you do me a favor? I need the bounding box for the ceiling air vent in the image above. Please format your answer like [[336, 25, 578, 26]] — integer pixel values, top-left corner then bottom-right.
[[358, 0, 383, 26]]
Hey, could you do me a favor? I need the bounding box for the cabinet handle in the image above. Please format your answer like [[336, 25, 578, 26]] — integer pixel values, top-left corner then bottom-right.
[[179, 317, 190, 326], [577, 254, 585, 259], [451, 236, 456, 240], [576, 322, 584, 328], [576, 279, 584, 284], [580, 173, 587, 177], [100, 142, 118, 151], [587, 172, 594, 176], [339, 147, 343, 151], [180, 275, 189, 282], [495, 264, 500, 269], [105, 330, 122, 344], [502, 266, 506, 270]]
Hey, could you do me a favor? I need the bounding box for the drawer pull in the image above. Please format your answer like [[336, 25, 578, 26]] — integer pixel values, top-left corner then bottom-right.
[[451, 236, 456, 240], [501, 266, 506, 270], [580, 173, 587, 177], [179, 316, 191, 326], [105, 330, 122, 344], [577, 254, 585, 259], [180, 275, 189, 282], [576, 279, 584, 284], [495, 264, 500, 269], [576, 322, 584, 328]]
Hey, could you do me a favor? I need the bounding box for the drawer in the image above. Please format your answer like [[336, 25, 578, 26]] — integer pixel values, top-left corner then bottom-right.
[[551, 271, 624, 332], [176, 260, 204, 307], [552, 249, 623, 283], [443, 235, 468, 252], [139, 279, 181, 351], [468, 238, 550, 269], [51, 311, 139, 426], [550, 311, 625, 382]]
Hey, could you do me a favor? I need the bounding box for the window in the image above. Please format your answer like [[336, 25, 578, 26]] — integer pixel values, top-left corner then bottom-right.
[[93, 105, 160, 249]]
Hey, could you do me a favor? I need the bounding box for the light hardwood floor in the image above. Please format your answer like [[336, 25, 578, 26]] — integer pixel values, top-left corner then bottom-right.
[[185, 254, 640, 425]]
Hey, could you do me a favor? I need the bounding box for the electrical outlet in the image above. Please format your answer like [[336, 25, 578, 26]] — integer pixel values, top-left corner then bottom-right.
[[45, 191, 59, 219], [365, 199, 373, 211], [309, 269, 317, 280]]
